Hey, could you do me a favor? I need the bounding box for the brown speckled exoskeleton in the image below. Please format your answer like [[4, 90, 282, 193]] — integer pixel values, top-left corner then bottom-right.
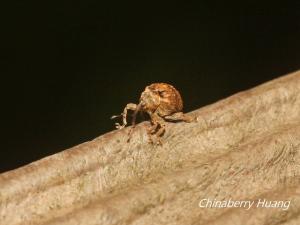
[[111, 83, 194, 144]]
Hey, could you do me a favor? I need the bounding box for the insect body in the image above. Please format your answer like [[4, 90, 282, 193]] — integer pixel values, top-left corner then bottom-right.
[[111, 83, 194, 144]]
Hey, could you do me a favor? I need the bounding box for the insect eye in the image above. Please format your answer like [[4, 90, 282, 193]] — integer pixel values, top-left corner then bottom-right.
[[157, 90, 166, 97]]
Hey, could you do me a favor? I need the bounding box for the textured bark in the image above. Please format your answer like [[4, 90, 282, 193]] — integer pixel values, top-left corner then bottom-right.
[[1, 70, 300, 225]]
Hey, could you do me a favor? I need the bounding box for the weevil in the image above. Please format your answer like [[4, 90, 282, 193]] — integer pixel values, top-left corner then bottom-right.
[[111, 83, 194, 144]]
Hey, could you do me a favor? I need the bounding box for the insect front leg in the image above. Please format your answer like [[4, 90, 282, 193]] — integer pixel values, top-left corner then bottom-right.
[[111, 103, 137, 129], [149, 112, 166, 145], [146, 121, 158, 144]]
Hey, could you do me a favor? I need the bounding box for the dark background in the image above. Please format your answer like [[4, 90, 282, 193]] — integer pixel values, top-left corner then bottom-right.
[[1, 2, 300, 173]]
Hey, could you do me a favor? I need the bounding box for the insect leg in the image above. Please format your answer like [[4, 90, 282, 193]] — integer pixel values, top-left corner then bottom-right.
[[163, 112, 195, 122], [112, 103, 137, 130]]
